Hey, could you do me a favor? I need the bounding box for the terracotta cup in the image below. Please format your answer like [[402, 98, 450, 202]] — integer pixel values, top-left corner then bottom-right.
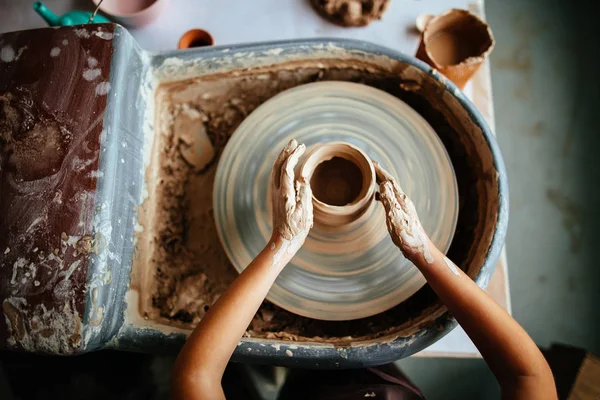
[[91, 0, 168, 27], [300, 142, 375, 227], [178, 29, 214, 49], [415, 8, 494, 89]]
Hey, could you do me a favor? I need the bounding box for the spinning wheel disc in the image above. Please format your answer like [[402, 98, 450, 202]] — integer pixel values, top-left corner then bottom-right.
[[214, 82, 458, 320]]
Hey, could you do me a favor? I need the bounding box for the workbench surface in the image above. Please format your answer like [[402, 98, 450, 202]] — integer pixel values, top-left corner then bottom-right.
[[0, 0, 509, 358]]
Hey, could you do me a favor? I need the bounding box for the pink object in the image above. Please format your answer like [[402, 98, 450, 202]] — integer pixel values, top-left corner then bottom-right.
[[91, 0, 168, 27]]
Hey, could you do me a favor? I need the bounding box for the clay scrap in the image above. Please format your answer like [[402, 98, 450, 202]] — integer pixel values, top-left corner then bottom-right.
[[415, 9, 495, 89], [311, 0, 391, 27]]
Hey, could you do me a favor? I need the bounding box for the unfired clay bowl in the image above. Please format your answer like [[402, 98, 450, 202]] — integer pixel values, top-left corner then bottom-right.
[[300, 142, 375, 227]]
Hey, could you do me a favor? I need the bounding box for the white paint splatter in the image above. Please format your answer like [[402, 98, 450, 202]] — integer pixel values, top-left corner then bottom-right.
[[87, 57, 98, 67], [0, 46, 15, 62], [83, 68, 101, 81], [4, 247, 9, 255], [270, 242, 275, 250], [62, 39, 69, 46], [95, 82, 111, 96], [50, 47, 61, 57], [443, 256, 460, 277], [34, 280, 40, 287], [285, 349, 293, 357]]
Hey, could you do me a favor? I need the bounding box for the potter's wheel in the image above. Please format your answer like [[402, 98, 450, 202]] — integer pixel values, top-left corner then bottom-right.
[[214, 82, 458, 320]]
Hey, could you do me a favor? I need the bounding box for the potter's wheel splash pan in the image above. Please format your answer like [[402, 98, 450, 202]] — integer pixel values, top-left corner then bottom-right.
[[0, 24, 508, 368]]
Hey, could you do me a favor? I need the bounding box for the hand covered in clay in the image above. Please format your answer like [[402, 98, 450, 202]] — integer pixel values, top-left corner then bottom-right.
[[271, 140, 314, 247], [374, 162, 434, 264]]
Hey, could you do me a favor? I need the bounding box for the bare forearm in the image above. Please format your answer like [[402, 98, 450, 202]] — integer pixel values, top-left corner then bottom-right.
[[374, 161, 555, 398], [412, 240, 555, 398], [171, 234, 294, 400], [171, 140, 312, 399]]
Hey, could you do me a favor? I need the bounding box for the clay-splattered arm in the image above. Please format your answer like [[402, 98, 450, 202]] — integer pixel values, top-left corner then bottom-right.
[[171, 140, 313, 400], [374, 162, 556, 400]]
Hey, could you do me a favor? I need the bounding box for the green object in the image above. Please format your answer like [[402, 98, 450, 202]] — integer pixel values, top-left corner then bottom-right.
[[33, 1, 111, 26]]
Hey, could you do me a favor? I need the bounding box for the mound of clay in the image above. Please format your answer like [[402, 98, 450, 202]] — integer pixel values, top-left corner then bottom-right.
[[311, 0, 391, 27]]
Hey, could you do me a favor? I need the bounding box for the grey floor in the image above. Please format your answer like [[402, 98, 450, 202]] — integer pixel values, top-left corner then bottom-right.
[[398, 0, 600, 398], [1, 0, 599, 399]]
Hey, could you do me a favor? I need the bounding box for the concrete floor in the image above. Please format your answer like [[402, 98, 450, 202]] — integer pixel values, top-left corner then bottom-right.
[[1, 0, 599, 399], [398, 0, 600, 398]]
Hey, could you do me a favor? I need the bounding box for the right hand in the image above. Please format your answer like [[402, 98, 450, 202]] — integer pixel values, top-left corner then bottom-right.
[[374, 161, 434, 264], [271, 140, 313, 250]]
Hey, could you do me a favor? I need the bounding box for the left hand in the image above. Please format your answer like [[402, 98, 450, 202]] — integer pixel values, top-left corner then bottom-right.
[[271, 140, 313, 247], [374, 161, 433, 264]]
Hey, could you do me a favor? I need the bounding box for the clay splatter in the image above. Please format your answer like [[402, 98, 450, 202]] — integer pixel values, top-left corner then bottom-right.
[[83, 68, 101, 81], [3, 297, 83, 353], [443, 256, 460, 277], [0, 45, 15, 62], [14, 46, 27, 61], [95, 31, 113, 40], [95, 82, 111, 96], [87, 57, 98, 67], [50, 47, 61, 57], [74, 28, 90, 39], [62, 39, 69, 46]]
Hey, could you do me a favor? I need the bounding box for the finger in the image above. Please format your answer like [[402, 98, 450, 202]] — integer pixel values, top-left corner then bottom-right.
[[294, 179, 314, 231], [297, 177, 314, 218], [379, 181, 399, 213], [280, 143, 306, 210], [374, 161, 407, 197], [380, 184, 403, 245], [295, 176, 311, 203], [373, 161, 395, 184], [272, 139, 298, 189]]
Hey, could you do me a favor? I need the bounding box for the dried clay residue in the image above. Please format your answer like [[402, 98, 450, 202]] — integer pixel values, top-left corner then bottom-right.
[[0, 24, 114, 352], [0, 91, 73, 182], [137, 57, 497, 344]]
